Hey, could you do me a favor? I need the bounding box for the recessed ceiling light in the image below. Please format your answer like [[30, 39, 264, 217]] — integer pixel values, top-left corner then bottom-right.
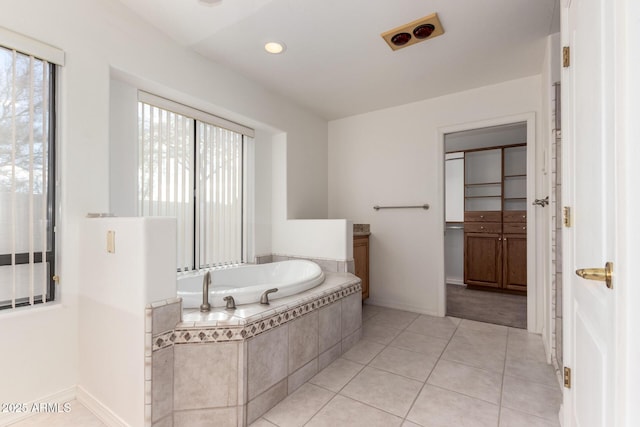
[[264, 42, 286, 54]]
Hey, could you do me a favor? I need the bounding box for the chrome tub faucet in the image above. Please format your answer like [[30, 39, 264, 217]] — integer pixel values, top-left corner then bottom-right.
[[200, 271, 211, 312], [223, 295, 236, 310], [260, 288, 278, 305]]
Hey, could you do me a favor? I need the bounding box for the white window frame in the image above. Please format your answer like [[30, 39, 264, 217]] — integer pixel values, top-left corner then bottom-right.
[[0, 27, 63, 310], [137, 92, 254, 271]]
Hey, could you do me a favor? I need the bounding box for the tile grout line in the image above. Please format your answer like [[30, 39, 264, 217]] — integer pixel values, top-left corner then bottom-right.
[[401, 318, 515, 423], [259, 307, 556, 427], [399, 314, 462, 426], [297, 331, 392, 424], [359, 310, 425, 424], [497, 327, 513, 426], [279, 304, 381, 427], [327, 307, 425, 424]]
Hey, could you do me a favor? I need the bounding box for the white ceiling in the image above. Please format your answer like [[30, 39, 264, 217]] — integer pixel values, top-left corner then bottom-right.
[[117, 0, 560, 120]]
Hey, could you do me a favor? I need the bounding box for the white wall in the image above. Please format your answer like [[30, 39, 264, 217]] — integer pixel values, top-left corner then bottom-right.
[[328, 76, 542, 315], [271, 132, 352, 260], [77, 217, 175, 426], [0, 0, 328, 416]]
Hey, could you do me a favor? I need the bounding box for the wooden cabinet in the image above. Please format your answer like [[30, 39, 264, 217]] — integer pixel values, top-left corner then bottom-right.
[[464, 231, 502, 288], [503, 232, 527, 291], [461, 143, 527, 294], [502, 210, 527, 291], [464, 211, 526, 293], [353, 234, 369, 300]]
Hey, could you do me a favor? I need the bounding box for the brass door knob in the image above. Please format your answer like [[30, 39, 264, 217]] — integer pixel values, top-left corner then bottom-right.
[[576, 262, 613, 289]]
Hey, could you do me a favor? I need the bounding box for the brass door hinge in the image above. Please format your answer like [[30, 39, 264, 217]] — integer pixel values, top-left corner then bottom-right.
[[563, 46, 570, 67], [563, 206, 572, 227], [564, 366, 572, 388]]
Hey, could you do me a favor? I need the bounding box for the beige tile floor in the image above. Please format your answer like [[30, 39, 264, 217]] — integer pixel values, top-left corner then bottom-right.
[[251, 304, 562, 427], [9, 400, 107, 427], [9, 305, 562, 427]]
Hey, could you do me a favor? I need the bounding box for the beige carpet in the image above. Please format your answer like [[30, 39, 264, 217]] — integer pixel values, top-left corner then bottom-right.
[[446, 284, 527, 329]]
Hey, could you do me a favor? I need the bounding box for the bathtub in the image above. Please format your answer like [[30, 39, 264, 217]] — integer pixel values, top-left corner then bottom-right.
[[178, 260, 325, 308]]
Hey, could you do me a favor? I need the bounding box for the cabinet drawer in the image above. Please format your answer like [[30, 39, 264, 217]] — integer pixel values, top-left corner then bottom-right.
[[503, 223, 527, 233], [464, 211, 502, 223], [465, 222, 502, 233], [503, 210, 527, 223]]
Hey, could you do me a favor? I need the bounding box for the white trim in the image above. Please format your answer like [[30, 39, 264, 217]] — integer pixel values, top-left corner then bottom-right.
[[366, 297, 441, 317], [77, 386, 130, 427], [0, 386, 75, 425], [617, 1, 640, 425], [0, 27, 64, 65], [438, 112, 540, 332], [138, 91, 255, 137]]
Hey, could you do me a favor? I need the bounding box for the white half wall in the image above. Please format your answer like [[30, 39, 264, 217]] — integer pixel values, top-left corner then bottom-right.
[[328, 76, 542, 316], [271, 131, 352, 261], [78, 217, 176, 426], [272, 219, 353, 261]]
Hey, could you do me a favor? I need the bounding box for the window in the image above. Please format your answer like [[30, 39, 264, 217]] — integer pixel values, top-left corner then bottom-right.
[[138, 92, 253, 271], [0, 45, 57, 309]]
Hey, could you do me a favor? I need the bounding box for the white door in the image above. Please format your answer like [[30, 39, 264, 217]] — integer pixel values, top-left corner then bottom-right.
[[562, 0, 617, 426]]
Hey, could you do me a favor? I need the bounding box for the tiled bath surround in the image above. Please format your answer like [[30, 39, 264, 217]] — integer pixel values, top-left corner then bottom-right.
[[146, 272, 362, 427]]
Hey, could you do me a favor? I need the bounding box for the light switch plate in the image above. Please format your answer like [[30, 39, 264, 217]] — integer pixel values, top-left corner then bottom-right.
[[107, 230, 115, 253]]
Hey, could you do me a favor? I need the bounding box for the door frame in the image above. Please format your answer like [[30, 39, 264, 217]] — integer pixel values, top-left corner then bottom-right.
[[618, 1, 640, 423], [438, 112, 542, 333]]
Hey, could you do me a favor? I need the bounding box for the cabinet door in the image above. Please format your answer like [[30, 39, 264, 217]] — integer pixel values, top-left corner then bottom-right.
[[502, 233, 526, 291], [353, 236, 369, 299], [464, 232, 502, 288]]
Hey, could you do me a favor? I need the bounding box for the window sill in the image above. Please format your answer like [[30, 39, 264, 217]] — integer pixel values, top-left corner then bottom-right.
[[0, 301, 64, 319]]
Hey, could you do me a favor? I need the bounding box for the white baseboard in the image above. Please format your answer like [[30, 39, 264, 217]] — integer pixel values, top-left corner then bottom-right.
[[77, 386, 130, 427], [0, 387, 76, 427], [365, 297, 441, 317], [446, 279, 465, 286]]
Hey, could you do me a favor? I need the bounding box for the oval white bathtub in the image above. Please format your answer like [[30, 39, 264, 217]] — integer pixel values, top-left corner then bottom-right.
[[178, 260, 325, 308]]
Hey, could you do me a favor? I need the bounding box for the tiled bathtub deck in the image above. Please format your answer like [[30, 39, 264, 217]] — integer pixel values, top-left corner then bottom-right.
[[147, 272, 363, 426], [249, 304, 563, 427]]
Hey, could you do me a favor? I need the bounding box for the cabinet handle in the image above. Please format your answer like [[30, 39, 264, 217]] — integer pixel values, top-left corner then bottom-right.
[[480, 215, 484, 219], [522, 226, 526, 230], [498, 237, 502, 241], [480, 226, 485, 230]]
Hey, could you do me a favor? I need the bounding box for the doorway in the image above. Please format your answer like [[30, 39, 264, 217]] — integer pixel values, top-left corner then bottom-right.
[[440, 117, 539, 331]]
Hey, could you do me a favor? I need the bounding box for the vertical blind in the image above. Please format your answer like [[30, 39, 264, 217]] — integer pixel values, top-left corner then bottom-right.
[[0, 46, 55, 309], [198, 123, 244, 268], [138, 94, 252, 271], [138, 103, 194, 271]]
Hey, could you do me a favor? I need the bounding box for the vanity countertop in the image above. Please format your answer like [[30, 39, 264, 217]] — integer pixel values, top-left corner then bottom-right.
[[353, 223, 370, 236]]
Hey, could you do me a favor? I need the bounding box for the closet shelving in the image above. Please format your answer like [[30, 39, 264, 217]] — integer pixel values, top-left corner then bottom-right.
[[457, 143, 527, 293]]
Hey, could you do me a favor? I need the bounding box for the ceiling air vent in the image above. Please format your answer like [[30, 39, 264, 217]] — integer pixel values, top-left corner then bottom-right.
[[381, 13, 444, 51]]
